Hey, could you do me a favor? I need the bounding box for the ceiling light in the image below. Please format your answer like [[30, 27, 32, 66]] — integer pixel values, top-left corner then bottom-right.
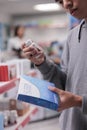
[[8, 0, 20, 2], [34, 3, 61, 12]]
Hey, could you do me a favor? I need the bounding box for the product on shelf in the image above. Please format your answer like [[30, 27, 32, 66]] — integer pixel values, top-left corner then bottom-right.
[[9, 110, 18, 124], [0, 63, 17, 81], [9, 99, 30, 116], [0, 97, 30, 127], [9, 99, 17, 110], [6, 59, 31, 78], [0, 98, 30, 117], [16, 100, 30, 116], [3, 110, 18, 127], [17, 75, 60, 111], [3, 110, 10, 127], [0, 58, 31, 81]]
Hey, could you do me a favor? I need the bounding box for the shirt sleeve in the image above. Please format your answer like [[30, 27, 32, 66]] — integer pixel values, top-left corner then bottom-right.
[[36, 52, 67, 90], [36, 33, 71, 90], [82, 96, 87, 114]]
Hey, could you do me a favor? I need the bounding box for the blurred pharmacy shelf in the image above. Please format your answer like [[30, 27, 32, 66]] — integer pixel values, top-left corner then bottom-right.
[[5, 106, 38, 130], [0, 78, 19, 94], [0, 78, 38, 130]]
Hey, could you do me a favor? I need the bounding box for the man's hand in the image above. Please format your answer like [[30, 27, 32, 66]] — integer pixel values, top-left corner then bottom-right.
[[21, 43, 45, 65], [48, 86, 82, 112]]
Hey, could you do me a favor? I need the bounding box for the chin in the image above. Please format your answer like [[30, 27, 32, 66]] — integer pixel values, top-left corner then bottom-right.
[[73, 15, 84, 20]]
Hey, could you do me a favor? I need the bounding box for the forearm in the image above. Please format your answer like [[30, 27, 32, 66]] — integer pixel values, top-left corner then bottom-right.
[[36, 57, 66, 90]]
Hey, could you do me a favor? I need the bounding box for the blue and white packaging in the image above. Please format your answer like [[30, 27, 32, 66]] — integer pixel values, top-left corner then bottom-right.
[[17, 75, 60, 111]]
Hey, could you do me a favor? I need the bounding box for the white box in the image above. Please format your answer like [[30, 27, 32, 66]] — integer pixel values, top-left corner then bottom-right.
[[6, 59, 31, 78]]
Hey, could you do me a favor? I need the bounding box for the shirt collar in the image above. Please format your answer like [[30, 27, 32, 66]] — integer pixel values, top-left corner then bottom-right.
[[78, 19, 85, 42]]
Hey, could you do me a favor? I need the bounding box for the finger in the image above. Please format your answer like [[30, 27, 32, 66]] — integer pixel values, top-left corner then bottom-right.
[[35, 51, 43, 58], [23, 52, 32, 59], [21, 42, 33, 49], [21, 43, 26, 49], [24, 51, 37, 59], [48, 86, 63, 95], [23, 46, 36, 53]]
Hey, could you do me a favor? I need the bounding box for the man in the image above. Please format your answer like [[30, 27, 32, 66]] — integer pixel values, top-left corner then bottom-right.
[[22, 0, 87, 130]]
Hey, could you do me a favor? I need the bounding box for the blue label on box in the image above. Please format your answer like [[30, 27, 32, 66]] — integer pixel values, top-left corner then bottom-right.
[[17, 75, 59, 111]]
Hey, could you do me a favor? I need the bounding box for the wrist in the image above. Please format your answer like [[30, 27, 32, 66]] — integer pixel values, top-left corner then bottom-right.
[[35, 56, 46, 66], [73, 95, 82, 107]]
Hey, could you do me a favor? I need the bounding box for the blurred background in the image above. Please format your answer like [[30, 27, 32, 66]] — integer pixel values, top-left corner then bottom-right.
[[0, 0, 81, 130]]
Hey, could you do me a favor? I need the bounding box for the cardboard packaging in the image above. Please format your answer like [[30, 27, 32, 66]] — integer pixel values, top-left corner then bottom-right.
[[6, 59, 31, 78], [17, 75, 60, 111]]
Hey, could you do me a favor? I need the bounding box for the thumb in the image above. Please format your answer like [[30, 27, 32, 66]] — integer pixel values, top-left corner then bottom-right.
[[48, 86, 63, 95]]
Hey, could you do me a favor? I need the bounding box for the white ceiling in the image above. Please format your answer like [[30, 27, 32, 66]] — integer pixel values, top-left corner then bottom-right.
[[0, 0, 64, 16]]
